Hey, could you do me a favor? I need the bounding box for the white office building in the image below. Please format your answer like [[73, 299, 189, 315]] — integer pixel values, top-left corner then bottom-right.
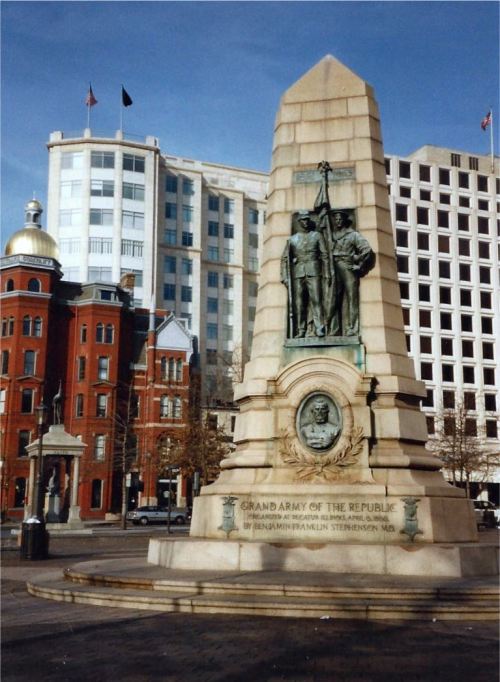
[[46, 129, 268, 399]]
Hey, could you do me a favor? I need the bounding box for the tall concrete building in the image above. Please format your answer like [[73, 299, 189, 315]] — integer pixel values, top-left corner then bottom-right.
[[46, 130, 268, 399], [386, 146, 499, 497]]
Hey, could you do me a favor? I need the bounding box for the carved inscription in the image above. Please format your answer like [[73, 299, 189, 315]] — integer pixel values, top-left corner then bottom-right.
[[293, 167, 355, 184], [238, 497, 400, 539]]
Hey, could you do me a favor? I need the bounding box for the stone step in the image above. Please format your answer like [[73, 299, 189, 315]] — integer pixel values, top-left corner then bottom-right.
[[26, 564, 499, 621]]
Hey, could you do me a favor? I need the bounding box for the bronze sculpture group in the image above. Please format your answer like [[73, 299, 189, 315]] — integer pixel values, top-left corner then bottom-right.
[[281, 161, 375, 340]]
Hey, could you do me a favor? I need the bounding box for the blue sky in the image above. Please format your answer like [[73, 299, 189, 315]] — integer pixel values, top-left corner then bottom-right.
[[1, 1, 498, 246]]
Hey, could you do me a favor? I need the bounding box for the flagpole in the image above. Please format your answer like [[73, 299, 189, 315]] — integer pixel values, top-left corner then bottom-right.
[[120, 88, 123, 133], [489, 108, 494, 173], [87, 102, 91, 130]]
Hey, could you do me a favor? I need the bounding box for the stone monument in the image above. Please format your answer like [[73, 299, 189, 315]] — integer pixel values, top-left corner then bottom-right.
[[149, 56, 496, 576]]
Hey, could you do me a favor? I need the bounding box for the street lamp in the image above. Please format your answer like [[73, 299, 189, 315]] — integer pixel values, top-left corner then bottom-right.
[[20, 403, 49, 560]]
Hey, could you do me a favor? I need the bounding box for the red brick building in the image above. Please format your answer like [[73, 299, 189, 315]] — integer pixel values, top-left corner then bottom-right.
[[1, 201, 193, 521]]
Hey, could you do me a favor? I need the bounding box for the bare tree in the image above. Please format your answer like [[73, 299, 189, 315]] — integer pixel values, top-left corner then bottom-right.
[[112, 382, 138, 529], [430, 398, 500, 498]]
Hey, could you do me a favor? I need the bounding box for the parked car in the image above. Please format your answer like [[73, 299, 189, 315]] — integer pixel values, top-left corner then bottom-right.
[[473, 500, 499, 529], [126, 505, 191, 526]]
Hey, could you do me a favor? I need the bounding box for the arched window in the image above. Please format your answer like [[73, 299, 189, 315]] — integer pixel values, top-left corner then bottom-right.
[[105, 324, 113, 344], [22, 316, 32, 336], [160, 395, 170, 418], [173, 395, 182, 419], [176, 359, 183, 382], [80, 324, 87, 343], [96, 323, 104, 343], [168, 358, 175, 382], [160, 357, 167, 380], [27, 278, 41, 292], [5, 279, 14, 292], [33, 317, 42, 337]]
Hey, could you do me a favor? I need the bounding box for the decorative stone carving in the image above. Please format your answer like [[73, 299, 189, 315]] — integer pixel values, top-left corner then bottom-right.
[[296, 392, 341, 451]]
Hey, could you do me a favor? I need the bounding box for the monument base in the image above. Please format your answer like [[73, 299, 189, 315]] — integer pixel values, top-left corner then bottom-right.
[[148, 537, 498, 578]]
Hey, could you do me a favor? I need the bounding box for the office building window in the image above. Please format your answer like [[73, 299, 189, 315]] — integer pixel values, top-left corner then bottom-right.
[[224, 223, 234, 239], [439, 287, 451, 304], [90, 209, 113, 227], [420, 189, 431, 201], [485, 394, 497, 411], [121, 240, 143, 257], [248, 281, 258, 297], [417, 232, 429, 250], [207, 246, 219, 261], [459, 264, 471, 281], [442, 364, 454, 382], [384, 158, 391, 174], [207, 298, 218, 313], [208, 221, 219, 236], [91, 180, 114, 197], [94, 435, 106, 461], [482, 342, 494, 360], [182, 205, 193, 222], [399, 186, 411, 198], [417, 208, 429, 225], [224, 198, 235, 213], [420, 362, 433, 380], [166, 175, 178, 193], [21, 388, 34, 413], [418, 258, 430, 276], [438, 235, 450, 253], [402, 308, 410, 325], [420, 336, 432, 353], [469, 157, 479, 171], [223, 274, 234, 289], [165, 202, 177, 219], [462, 340, 474, 357], [439, 168, 450, 185], [478, 241, 490, 259], [164, 283, 176, 300], [481, 317, 493, 334], [97, 356, 109, 380], [59, 209, 82, 227], [426, 417, 435, 435], [477, 216, 489, 234], [123, 211, 144, 230], [207, 271, 219, 288], [463, 366, 475, 384], [480, 291, 492, 309], [484, 368, 495, 385], [164, 255, 176, 274], [182, 178, 194, 195], [437, 210, 449, 228], [75, 394, 84, 418], [477, 175, 488, 192], [249, 208, 259, 224], [486, 421, 498, 438], [441, 338, 453, 355], [164, 229, 177, 245], [91, 151, 114, 168], [207, 323, 218, 340], [443, 391, 455, 408], [461, 314, 473, 332], [61, 151, 84, 169], [399, 282, 409, 299], [438, 261, 451, 279], [396, 255, 409, 273], [181, 286, 192, 303], [123, 183, 145, 201], [418, 284, 430, 302], [439, 193, 451, 205], [396, 229, 408, 247], [208, 195, 219, 211], [460, 289, 472, 307], [224, 248, 234, 263], [457, 213, 469, 231], [399, 161, 411, 178], [419, 310, 431, 327], [458, 171, 469, 188], [60, 180, 82, 198], [395, 204, 408, 222], [181, 258, 192, 275], [182, 231, 193, 247], [123, 154, 145, 173]]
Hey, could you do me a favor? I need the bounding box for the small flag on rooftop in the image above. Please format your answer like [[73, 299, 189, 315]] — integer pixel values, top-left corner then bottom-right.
[[122, 86, 133, 107], [85, 83, 98, 107], [481, 110, 492, 130]]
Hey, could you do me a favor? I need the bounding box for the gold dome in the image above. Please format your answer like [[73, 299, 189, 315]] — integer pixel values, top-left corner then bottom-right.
[[4, 198, 59, 260], [5, 226, 60, 260]]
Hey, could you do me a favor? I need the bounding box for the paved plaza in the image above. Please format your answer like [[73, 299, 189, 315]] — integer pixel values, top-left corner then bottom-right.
[[2, 531, 498, 682]]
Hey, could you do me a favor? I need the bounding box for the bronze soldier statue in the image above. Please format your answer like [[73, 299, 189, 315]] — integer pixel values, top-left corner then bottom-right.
[[281, 210, 330, 338], [325, 210, 374, 337]]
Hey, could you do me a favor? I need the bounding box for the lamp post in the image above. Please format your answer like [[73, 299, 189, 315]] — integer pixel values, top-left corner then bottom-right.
[[20, 403, 49, 560]]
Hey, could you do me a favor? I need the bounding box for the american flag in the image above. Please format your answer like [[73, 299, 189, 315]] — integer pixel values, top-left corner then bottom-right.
[[85, 84, 98, 107], [481, 110, 491, 130]]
